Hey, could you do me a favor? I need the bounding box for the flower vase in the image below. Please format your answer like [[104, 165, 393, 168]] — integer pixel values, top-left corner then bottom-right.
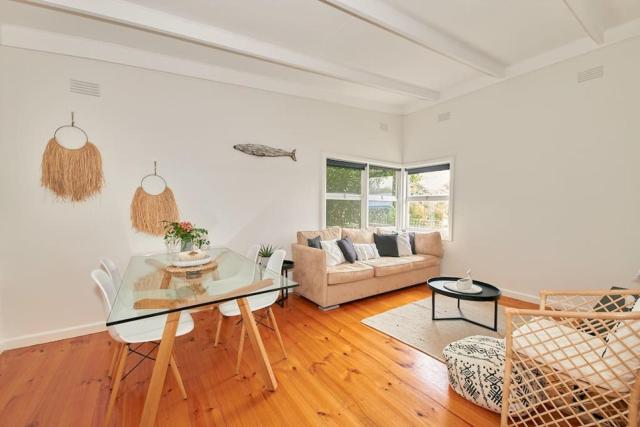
[[181, 240, 194, 252]]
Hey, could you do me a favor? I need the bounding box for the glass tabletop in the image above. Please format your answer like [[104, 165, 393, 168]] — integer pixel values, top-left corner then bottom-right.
[[107, 247, 298, 326]]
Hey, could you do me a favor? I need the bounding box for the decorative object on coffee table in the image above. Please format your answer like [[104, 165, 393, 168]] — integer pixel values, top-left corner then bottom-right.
[[428, 276, 501, 331], [131, 161, 180, 235], [163, 221, 209, 252], [41, 112, 104, 202]]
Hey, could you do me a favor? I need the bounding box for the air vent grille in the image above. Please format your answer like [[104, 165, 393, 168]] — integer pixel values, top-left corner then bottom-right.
[[577, 66, 604, 83], [70, 79, 100, 97], [438, 112, 451, 122]]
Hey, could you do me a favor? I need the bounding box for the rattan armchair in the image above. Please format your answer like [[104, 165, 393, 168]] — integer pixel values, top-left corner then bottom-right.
[[501, 289, 640, 427]]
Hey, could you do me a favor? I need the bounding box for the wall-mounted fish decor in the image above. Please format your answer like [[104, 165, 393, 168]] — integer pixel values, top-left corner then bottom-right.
[[233, 144, 297, 161]]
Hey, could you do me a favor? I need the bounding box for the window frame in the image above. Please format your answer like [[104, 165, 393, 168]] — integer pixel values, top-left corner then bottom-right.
[[367, 164, 400, 229], [403, 157, 454, 240], [322, 154, 402, 230], [321, 154, 453, 240]]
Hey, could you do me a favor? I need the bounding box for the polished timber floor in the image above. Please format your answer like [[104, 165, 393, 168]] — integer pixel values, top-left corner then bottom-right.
[[0, 285, 534, 426]]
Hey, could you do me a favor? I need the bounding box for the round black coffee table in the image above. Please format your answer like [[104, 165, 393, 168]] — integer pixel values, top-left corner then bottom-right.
[[427, 276, 502, 331]]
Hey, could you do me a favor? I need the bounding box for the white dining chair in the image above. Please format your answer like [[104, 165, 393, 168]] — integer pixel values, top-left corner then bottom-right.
[[90, 269, 194, 426], [99, 256, 122, 287], [213, 249, 287, 374]]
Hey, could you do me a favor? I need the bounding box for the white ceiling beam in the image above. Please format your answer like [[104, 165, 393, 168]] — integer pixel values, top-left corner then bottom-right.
[[321, 0, 505, 78], [23, 0, 440, 100], [563, 0, 607, 44]]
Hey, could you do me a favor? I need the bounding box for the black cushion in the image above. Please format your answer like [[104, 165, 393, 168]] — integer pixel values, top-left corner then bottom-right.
[[374, 233, 399, 257], [307, 236, 321, 249], [336, 237, 357, 263], [579, 286, 633, 336], [408, 232, 416, 254]]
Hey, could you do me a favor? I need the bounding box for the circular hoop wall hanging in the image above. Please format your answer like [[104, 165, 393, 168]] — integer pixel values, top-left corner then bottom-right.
[[41, 112, 104, 202], [130, 161, 179, 235]]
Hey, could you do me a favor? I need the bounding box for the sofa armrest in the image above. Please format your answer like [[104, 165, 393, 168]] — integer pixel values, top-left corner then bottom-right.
[[415, 232, 444, 258], [292, 244, 328, 306]]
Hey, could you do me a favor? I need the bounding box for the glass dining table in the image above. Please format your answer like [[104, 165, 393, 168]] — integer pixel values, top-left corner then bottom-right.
[[108, 247, 298, 427]]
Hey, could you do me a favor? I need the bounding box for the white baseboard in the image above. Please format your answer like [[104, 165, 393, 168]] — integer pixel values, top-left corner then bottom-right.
[[0, 321, 106, 351], [501, 287, 540, 304]]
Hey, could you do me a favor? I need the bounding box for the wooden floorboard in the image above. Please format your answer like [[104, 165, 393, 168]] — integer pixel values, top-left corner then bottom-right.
[[0, 285, 535, 426]]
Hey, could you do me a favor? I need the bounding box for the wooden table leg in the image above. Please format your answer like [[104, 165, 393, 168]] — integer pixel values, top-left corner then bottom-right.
[[139, 312, 180, 427], [160, 272, 172, 289], [237, 297, 277, 391]]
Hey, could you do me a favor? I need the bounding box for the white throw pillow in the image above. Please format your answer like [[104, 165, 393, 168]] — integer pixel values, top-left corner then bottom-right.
[[353, 243, 380, 261], [320, 239, 346, 266], [397, 232, 412, 257]]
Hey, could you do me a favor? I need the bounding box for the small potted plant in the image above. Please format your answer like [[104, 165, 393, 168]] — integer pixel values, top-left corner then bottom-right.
[[257, 243, 276, 267], [163, 221, 210, 252]]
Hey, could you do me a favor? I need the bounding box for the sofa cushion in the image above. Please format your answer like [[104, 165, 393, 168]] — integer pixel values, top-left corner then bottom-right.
[[360, 257, 413, 277], [396, 232, 412, 256], [512, 317, 639, 391], [341, 228, 374, 244], [297, 226, 342, 245], [414, 232, 444, 257], [374, 233, 399, 257], [327, 262, 374, 285], [354, 243, 380, 261], [402, 254, 440, 269], [336, 237, 357, 263], [307, 236, 321, 249], [320, 239, 346, 266]]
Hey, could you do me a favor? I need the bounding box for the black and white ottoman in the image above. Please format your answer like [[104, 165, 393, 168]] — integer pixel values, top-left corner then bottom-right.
[[443, 335, 506, 413], [444, 335, 542, 415]]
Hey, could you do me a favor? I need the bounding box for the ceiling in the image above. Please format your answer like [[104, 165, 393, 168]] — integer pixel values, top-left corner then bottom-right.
[[2, 0, 640, 113]]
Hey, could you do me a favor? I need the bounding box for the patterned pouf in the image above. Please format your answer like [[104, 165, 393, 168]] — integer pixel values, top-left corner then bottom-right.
[[443, 335, 544, 415], [443, 335, 506, 413]]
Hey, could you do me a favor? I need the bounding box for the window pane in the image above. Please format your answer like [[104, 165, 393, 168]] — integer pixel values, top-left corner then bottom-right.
[[369, 166, 397, 197], [408, 169, 449, 197], [326, 200, 361, 228], [368, 201, 396, 227], [326, 165, 362, 194], [408, 201, 449, 236]]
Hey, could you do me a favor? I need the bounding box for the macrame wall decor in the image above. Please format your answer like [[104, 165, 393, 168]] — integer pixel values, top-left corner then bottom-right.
[[41, 112, 104, 202], [130, 161, 180, 235]]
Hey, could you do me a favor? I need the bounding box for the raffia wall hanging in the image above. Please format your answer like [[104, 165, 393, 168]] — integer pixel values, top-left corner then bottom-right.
[[130, 162, 179, 235], [41, 113, 104, 202]]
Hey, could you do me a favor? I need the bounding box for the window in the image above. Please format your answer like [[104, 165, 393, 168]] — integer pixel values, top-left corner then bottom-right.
[[368, 166, 398, 228], [406, 163, 451, 239], [323, 156, 451, 239], [325, 159, 364, 228]]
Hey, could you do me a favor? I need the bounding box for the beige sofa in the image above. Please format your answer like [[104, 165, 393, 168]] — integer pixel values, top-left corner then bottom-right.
[[292, 227, 444, 309]]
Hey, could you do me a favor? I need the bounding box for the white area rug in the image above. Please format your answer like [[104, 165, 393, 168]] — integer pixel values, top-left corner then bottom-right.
[[361, 296, 506, 362]]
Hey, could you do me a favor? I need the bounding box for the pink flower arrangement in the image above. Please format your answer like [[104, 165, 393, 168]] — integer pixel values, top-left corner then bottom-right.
[[178, 221, 193, 233], [163, 220, 209, 249]]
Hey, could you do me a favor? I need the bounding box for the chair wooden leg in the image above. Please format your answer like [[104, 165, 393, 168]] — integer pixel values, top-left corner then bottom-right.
[[105, 344, 128, 426], [267, 306, 287, 359], [214, 310, 223, 347], [107, 342, 123, 379], [169, 353, 187, 400], [235, 322, 246, 375]]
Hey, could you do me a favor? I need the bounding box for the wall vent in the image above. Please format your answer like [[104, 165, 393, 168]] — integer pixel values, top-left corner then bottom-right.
[[70, 79, 100, 97], [577, 66, 604, 83], [438, 112, 451, 122]]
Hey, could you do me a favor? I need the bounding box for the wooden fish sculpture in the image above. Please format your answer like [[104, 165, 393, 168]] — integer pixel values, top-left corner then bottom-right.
[[233, 144, 297, 161]]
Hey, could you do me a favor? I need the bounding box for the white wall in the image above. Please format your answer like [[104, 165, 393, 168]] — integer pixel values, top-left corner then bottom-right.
[[403, 37, 640, 301], [0, 46, 402, 349]]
